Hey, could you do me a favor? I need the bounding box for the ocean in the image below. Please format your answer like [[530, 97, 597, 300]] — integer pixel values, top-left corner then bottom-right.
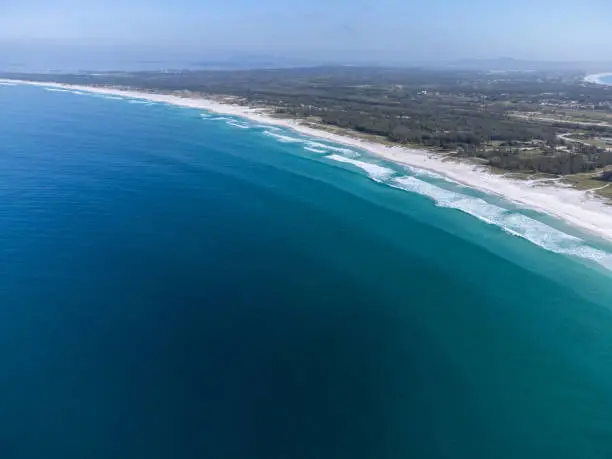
[[1, 83, 612, 459]]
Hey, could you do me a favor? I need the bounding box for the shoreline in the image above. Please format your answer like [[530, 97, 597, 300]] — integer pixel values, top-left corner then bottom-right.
[[5, 78, 612, 243], [584, 73, 612, 85]]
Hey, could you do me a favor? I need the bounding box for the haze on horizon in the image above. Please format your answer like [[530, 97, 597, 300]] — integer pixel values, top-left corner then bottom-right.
[[2, 0, 612, 70]]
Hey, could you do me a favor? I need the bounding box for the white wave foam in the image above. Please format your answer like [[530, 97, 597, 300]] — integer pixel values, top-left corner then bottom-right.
[[330, 147, 359, 157], [93, 94, 123, 100], [263, 131, 303, 143], [262, 131, 361, 158], [400, 164, 464, 185], [128, 100, 150, 104], [304, 146, 328, 153], [392, 176, 612, 269], [200, 113, 211, 118], [306, 141, 359, 157], [0, 82, 17, 86], [71, 91, 85, 95], [305, 141, 328, 149], [413, 168, 445, 180], [327, 154, 395, 182], [44, 88, 70, 93], [226, 120, 250, 129], [210, 116, 230, 121]]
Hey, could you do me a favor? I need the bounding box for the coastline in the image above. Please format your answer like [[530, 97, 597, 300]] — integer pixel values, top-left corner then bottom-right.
[[5, 78, 612, 243], [584, 73, 612, 85]]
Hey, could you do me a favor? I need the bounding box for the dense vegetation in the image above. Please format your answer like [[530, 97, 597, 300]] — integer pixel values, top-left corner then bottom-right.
[[7, 66, 612, 175]]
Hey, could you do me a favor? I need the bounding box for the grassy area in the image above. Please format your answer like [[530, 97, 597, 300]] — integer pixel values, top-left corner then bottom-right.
[[569, 110, 612, 122], [562, 133, 612, 150], [517, 148, 546, 157], [562, 173, 612, 199], [581, 138, 610, 149]]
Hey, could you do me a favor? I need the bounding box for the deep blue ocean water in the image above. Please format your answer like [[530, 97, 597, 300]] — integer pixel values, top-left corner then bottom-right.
[[2, 83, 612, 458]]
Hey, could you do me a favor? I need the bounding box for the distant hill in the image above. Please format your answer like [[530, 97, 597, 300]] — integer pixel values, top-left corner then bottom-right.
[[445, 57, 612, 73], [191, 53, 324, 70]]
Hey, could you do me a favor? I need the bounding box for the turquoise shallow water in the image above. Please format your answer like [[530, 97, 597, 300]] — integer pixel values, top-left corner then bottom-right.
[[596, 74, 612, 85], [2, 83, 612, 458]]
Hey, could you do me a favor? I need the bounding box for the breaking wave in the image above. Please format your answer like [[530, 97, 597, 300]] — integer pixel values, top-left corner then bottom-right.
[[263, 131, 360, 157], [263, 131, 303, 143], [326, 154, 395, 182], [304, 146, 328, 153], [306, 141, 359, 157], [28, 84, 612, 270], [391, 176, 612, 269], [226, 120, 250, 129], [317, 147, 612, 269]]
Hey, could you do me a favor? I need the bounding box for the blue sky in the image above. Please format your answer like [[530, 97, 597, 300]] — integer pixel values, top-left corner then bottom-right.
[[2, 0, 612, 64]]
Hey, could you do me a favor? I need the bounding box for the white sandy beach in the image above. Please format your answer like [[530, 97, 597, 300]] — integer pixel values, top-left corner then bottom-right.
[[5, 78, 612, 243]]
